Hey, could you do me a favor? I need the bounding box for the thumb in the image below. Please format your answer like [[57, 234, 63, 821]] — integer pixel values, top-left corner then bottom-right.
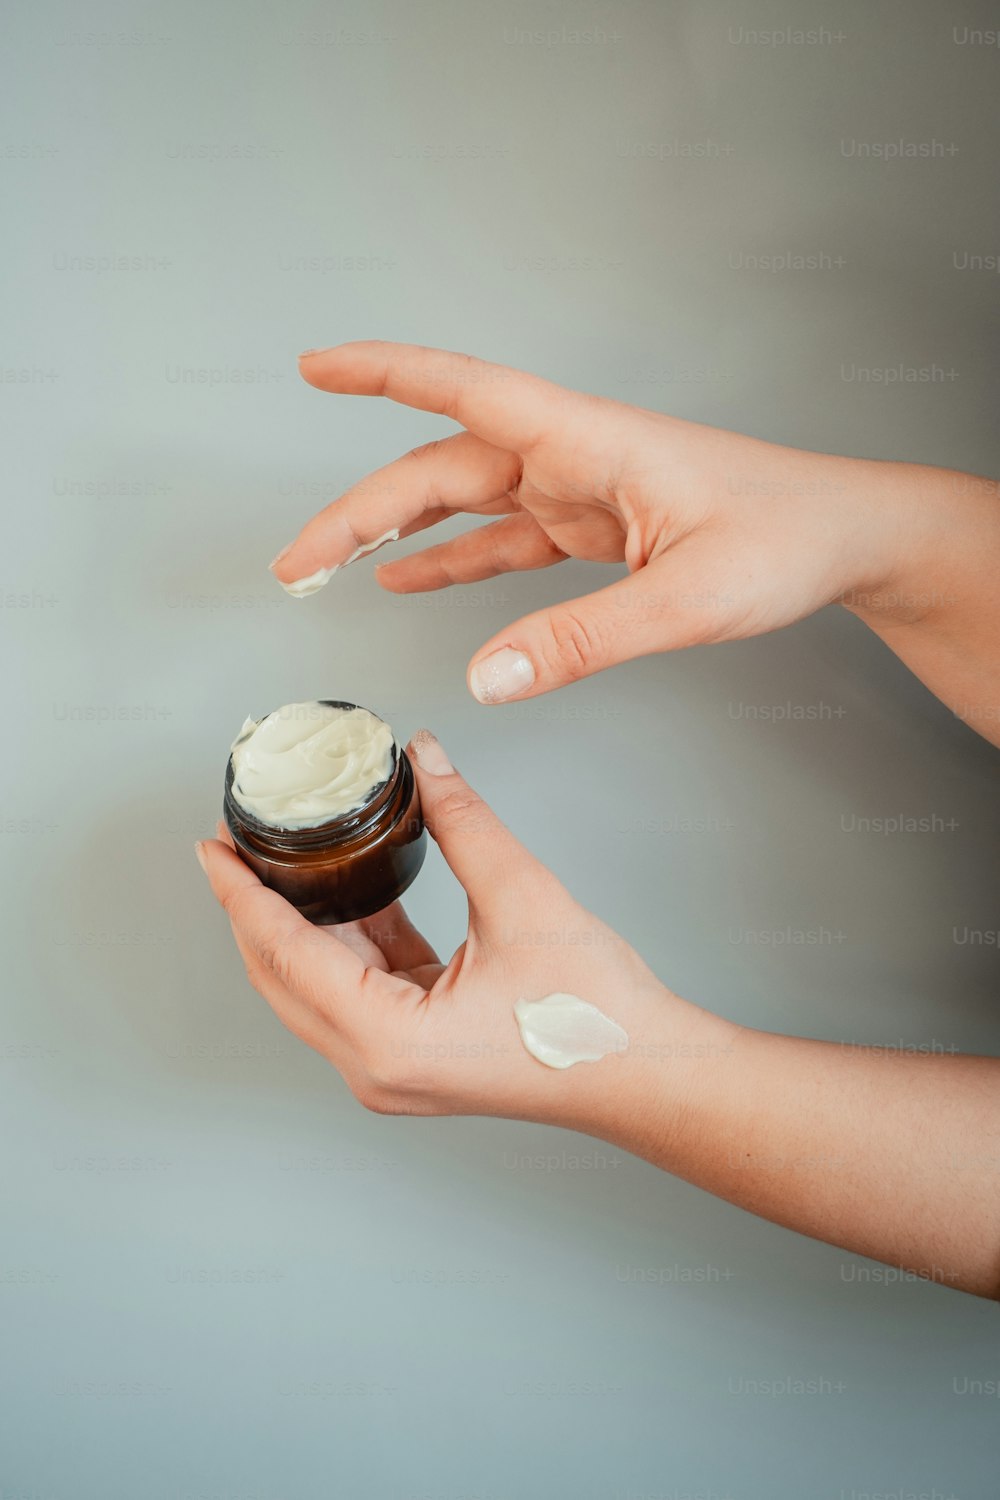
[[466, 558, 726, 702], [406, 730, 549, 917]]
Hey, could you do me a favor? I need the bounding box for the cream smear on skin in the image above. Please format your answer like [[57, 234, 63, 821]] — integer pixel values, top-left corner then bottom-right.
[[513, 993, 629, 1069], [280, 528, 400, 598], [229, 702, 395, 829]]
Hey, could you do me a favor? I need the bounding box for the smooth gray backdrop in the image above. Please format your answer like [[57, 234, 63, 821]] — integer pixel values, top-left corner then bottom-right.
[[3, 0, 999, 1494]]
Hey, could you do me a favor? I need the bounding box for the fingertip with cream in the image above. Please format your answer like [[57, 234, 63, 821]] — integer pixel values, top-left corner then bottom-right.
[[276, 564, 338, 599], [271, 527, 401, 598]]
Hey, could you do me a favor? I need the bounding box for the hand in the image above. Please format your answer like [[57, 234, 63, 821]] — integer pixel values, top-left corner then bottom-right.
[[196, 731, 1000, 1296], [196, 731, 703, 1125], [269, 340, 922, 703]]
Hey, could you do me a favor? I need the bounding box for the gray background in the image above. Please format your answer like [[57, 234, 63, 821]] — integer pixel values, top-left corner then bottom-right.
[[2, 0, 999, 1494]]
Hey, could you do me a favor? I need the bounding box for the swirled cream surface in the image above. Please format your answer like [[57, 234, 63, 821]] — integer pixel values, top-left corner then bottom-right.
[[513, 993, 629, 1070], [229, 702, 395, 829]]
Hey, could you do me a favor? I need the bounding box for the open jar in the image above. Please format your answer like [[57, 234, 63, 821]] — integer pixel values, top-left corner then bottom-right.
[[222, 700, 426, 924]]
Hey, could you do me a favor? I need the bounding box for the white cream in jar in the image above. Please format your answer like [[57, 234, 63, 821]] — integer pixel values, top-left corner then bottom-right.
[[229, 701, 396, 829]]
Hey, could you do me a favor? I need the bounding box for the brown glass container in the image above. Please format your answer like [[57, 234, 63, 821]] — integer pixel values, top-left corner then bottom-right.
[[223, 701, 426, 925]]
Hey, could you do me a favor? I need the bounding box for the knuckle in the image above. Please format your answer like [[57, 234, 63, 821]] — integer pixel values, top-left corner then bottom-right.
[[547, 608, 602, 681], [220, 883, 255, 927], [254, 930, 286, 982], [441, 352, 478, 407], [433, 787, 492, 834], [406, 438, 446, 465], [253, 921, 305, 989]]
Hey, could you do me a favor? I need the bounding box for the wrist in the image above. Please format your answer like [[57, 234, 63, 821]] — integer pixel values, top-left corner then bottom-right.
[[531, 978, 742, 1157], [700, 428, 932, 616], [838, 460, 999, 628]]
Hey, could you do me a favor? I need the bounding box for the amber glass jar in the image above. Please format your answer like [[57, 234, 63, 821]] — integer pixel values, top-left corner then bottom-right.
[[223, 701, 426, 924]]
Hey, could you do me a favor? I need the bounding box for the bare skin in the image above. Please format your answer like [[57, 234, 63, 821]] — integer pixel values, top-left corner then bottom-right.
[[271, 342, 1000, 743], [199, 343, 1000, 1300]]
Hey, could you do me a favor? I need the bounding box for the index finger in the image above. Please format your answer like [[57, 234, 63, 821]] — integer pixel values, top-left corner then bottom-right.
[[298, 340, 585, 454], [198, 837, 369, 1021]]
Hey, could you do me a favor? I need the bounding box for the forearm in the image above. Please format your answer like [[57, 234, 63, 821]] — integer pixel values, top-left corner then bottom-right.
[[562, 992, 1000, 1299], [839, 459, 1000, 746]]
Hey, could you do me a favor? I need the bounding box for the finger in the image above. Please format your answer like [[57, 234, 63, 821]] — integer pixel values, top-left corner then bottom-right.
[[354, 901, 441, 971], [270, 430, 521, 595], [465, 550, 730, 703], [298, 340, 592, 455], [228, 917, 337, 1054], [327, 920, 395, 970], [403, 962, 446, 991], [331, 903, 440, 973], [200, 838, 342, 1049], [376, 513, 567, 594], [196, 837, 370, 1021], [406, 730, 552, 921]]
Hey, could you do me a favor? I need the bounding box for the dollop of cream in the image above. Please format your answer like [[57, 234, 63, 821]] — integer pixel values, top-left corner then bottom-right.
[[513, 993, 629, 1070], [229, 702, 395, 828], [280, 528, 400, 598]]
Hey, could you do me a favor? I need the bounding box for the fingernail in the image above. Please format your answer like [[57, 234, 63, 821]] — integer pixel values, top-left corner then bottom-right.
[[408, 729, 453, 776], [269, 542, 293, 571], [298, 347, 331, 360], [194, 841, 208, 873], [469, 647, 535, 704]]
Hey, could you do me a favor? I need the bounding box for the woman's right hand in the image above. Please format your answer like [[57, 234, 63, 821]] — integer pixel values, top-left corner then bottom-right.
[[197, 728, 1000, 1299], [268, 341, 998, 724], [197, 728, 716, 1129]]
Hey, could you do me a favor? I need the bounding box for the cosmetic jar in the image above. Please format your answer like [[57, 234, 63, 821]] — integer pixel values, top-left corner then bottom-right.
[[222, 700, 426, 924]]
